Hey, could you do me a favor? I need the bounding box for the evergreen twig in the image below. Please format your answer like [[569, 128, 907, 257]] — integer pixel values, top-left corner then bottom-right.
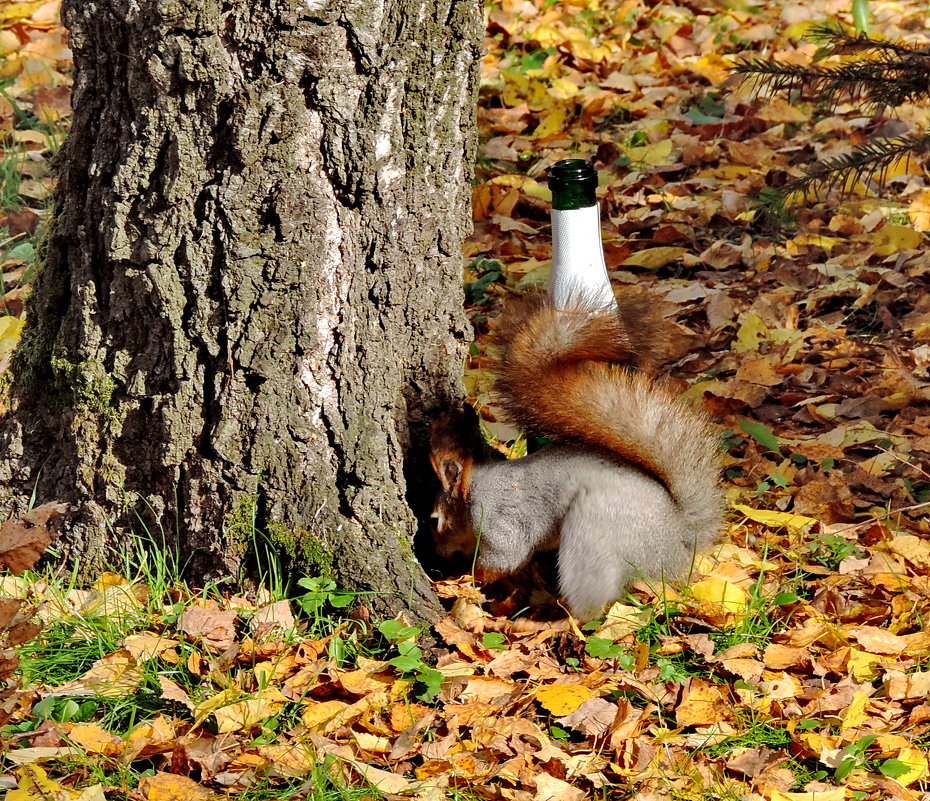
[[731, 23, 930, 209], [733, 56, 930, 112], [784, 132, 930, 201]]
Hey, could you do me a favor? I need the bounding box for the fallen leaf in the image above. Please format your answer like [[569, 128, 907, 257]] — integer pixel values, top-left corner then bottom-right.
[[620, 246, 688, 270], [0, 503, 65, 574], [178, 606, 238, 651], [535, 683, 596, 716], [137, 772, 216, 801]]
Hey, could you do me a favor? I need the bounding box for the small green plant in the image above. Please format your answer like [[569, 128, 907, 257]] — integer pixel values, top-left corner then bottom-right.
[[465, 257, 504, 306], [807, 533, 862, 571], [294, 576, 355, 644], [835, 734, 878, 781], [377, 620, 444, 703], [739, 418, 780, 454], [755, 473, 789, 496], [585, 635, 634, 669]]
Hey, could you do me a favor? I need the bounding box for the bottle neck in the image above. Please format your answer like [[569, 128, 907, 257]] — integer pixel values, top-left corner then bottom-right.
[[549, 159, 598, 210]]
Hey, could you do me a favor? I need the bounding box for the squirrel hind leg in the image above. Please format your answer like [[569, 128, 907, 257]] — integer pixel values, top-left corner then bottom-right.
[[556, 508, 636, 621]]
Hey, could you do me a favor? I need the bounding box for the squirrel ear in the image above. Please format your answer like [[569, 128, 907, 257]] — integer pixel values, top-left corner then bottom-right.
[[430, 452, 466, 492]]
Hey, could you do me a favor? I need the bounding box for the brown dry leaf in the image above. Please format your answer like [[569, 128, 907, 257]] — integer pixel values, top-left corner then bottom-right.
[[761, 646, 806, 674], [882, 535, 930, 570], [0, 502, 65, 574], [533, 772, 586, 801], [554, 696, 617, 737], [257, 743, 317, 777], [177, 606, 238, 651], [461, 675, 520, 703], [123, 633, 180, 663], [248, 600, 295, 636], [157, 676, 195, 710], [845, 626, 907, 655], [123, 716, 178, 762], [883, 670, 930, 701], [137, 772, 217, 801]]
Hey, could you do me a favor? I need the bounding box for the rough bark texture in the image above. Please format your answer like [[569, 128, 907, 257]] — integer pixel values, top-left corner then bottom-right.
[[0, 0, 481, 620]]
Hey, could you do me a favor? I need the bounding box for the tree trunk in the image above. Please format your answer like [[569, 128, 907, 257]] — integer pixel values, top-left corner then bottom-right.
[[0, 0, 481, 620]]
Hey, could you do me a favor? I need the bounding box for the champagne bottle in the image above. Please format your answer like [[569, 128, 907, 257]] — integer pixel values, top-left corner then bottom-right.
[[547, 159, 616, 309]]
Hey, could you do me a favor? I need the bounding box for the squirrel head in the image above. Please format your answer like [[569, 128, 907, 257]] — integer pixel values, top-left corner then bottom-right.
[[429, 411, 479, 561]]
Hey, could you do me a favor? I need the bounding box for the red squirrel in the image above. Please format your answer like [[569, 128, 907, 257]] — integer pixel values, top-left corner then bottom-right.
[[429, 291, 723, 621]]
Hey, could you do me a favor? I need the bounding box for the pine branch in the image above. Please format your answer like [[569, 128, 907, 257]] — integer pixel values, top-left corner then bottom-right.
[[733, 56, 930, 112], [805, 22, 929, 60], [783, 131, 930, 201]]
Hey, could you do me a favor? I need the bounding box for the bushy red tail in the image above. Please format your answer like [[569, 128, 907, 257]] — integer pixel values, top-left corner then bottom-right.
[[492, 293, 722, 548]]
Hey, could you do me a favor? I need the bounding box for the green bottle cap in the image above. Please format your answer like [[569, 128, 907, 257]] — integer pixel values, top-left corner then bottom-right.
[[548, 159, 597, 210]]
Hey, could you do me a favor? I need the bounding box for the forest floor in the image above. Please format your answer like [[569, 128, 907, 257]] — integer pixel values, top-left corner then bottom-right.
[[2, 0, 930, 800]]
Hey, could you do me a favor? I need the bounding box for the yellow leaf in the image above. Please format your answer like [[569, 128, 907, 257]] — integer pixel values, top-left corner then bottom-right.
[[848, 649, 882, 682], [733, 505, 817, 531], [756, 97, 807, 124], [138, 772, 215, 801], [336, 668, 395, 695], [625, 138, 674, 167], [840, 689, 870, 731], [690, 578, 749, 625], [571, 39, 611, 63], [213, 688, 287, 733], [62, 723, 122, 757], [870, 224, 923, 256], [532, 105, 568, 138], [192, 687, 241, 727], [301, 699, 350, 730], [0, 2, 45, 23], [528, 24, 562, 49], [689, 53, 735, 84], [620, 246, 687, 270], [488, 174, 552, 202], [891, 745, 928, 786], [733, 313, 769, 353], [351, 730, 393, 753], [8, 765, 63, 801], [548, 78, 578, 99], [769, 789, 845, 801], [535, 683, 596, 716], [786, 233, 843, 256], [0, 316, 24, 342], [676, 680, 729, 726]]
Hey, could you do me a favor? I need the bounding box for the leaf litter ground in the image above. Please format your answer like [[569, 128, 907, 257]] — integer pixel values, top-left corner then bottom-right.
[[2, 1, 930, 800]]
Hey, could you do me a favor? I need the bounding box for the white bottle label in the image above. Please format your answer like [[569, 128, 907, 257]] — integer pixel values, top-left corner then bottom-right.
[[549, 205, 616, 310]]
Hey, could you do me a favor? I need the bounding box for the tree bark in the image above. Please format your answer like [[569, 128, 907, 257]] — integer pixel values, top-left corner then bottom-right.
[[0, 0, 480, 620]]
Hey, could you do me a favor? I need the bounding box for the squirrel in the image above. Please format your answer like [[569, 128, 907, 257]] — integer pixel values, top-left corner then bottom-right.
[[429, 290, 723, 621]]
